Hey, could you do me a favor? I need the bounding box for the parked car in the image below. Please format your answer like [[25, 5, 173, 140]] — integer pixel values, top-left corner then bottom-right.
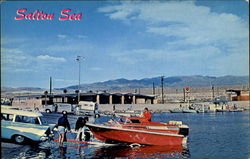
[[1, 108, 55, 144], [43, 105, 55, 113], [77, 101, 99, 116], [43, 103, 75, 114]]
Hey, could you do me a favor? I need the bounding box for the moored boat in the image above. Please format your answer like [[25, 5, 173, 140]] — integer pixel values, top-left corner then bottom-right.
[[182, 109, 197, 113], [229, 109, 244, 112], [169, 108, 183, 113], [86, 116, 189, 146], [216, 109, 230, 112], [216, 109, 229, 112]]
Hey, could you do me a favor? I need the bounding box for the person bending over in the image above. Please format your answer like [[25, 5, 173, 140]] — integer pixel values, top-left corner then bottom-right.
[[75, 117, 88, 141]]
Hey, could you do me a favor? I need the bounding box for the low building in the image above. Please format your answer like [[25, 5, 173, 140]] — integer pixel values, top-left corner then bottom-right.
[[11, 92, 155, 108], [226, 89, 250, 101], [12, 94, 43, 109]]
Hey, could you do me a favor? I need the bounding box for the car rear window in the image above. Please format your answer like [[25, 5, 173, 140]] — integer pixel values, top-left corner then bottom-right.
[[1, 113, 14, 121]]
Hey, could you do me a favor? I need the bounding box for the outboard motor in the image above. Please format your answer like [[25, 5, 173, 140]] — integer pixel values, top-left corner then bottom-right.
[[84, 131, 91, 141], [179, 125, 189, 136]]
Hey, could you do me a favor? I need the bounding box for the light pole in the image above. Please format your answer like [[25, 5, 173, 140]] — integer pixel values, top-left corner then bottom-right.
[[76, 56, 84, 104], [212, 85, 215, 100]]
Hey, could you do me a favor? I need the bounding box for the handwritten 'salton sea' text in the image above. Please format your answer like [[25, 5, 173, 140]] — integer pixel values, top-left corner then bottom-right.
[[15, 9, 82, 21]]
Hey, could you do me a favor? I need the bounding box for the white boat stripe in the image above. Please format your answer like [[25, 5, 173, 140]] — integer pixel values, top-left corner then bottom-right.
[[86, 123, 184, 137]]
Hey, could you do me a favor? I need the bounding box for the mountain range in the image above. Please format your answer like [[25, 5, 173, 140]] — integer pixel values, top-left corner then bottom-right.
[[2, 75, 248, 93], [60, 75, 249, 91]]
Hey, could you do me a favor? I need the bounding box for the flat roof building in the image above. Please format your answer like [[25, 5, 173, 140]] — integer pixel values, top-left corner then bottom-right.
[[12, 92, 155, 108]]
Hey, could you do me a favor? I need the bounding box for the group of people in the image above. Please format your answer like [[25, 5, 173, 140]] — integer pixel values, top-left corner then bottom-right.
[[57, 107, 152, 147], [57, 111, 88, 147]]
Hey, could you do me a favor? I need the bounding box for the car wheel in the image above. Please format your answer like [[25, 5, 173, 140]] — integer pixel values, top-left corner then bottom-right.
[[13, 135, 26, 144], [46, 109, 51, 113]]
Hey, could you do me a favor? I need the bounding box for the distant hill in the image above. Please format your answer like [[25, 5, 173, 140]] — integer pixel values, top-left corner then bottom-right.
[[1, 87, 44, 93], [1, 75, 248, 93], [59, 75, 249, 91]]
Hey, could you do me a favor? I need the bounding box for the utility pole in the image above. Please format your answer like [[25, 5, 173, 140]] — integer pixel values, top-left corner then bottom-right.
[[183, 88, 186, 102], [212, 85, 215, 100], [161, 76, 164, 104], [49, 77, 52, 95], [76, 56, 84, 104]]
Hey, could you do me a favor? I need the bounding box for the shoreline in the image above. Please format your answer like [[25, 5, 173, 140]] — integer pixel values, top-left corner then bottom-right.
[[99, 101, 250, 112]]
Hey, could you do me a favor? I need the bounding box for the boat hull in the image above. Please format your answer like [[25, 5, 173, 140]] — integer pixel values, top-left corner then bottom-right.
[[216, 109, 230, 112], [169, 110, 183, 113], [229, 109, 244, 112], [86, 123, 186, 146], [182, 109, 197, 113]]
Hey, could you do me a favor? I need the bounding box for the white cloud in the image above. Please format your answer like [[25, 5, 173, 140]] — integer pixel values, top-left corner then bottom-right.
[[99, 1, 248, 46], [53, 78, 78, 88], [37, 55, 66, 62], [1, 37, 29, 45], [54, 78, 77, 82], [77, 35, 88, 39], [57, 34, 67, 39], [2, 48, 30, 68], [13, 68, 36, 72], [100, 1, 248, 76], [90, 67, 103, 71], [110, 45, 221, 64], [46, 42, 94, 53], [3, 48, 23, 54]]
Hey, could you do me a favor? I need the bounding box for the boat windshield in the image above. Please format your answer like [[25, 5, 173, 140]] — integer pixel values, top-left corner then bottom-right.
[[119, 118, 131, 123], [119, 118, 141, 123]]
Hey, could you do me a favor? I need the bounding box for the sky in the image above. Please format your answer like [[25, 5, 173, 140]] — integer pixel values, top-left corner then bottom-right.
[[1, 0, 249, 89]]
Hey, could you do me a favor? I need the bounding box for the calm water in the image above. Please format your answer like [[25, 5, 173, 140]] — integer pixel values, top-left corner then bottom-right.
[[2, 111, 250, 159]]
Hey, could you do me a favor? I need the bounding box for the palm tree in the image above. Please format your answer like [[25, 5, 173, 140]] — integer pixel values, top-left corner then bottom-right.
[[44, 91, 48, 106], [75, 90, 79, 104], [63, 89, 67, 103], [63, 89, 68, 94]]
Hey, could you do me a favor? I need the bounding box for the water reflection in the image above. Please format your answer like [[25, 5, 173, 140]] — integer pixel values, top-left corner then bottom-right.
[[11, 144, 52, 159], [6, 142, 189, 159], [58, 146, 67, 158], [94, 145, 190, 159]]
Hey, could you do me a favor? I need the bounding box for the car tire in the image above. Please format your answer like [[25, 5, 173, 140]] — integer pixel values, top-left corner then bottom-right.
[[46, 109, 51, 113], [95, 114, 100, 118], [12, 135, 26, 144]]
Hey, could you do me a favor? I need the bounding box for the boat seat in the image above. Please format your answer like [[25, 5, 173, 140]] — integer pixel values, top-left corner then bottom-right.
[[168, 121, 182, 126]]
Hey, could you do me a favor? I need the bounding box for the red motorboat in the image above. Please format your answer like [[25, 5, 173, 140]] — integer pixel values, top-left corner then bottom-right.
[[86, 116, 189, 146]]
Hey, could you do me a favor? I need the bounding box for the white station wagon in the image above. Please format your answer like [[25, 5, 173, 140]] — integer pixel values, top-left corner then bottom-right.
[[1, 108, 55, 144]]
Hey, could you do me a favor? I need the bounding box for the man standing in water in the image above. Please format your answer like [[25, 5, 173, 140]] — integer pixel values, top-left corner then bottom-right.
[[57, 111, 71, 147], [143, 107, 152, 121]]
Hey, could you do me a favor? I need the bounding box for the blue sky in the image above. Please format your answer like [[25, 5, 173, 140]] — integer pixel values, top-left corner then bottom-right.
[[1, 0, 249, 89]]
